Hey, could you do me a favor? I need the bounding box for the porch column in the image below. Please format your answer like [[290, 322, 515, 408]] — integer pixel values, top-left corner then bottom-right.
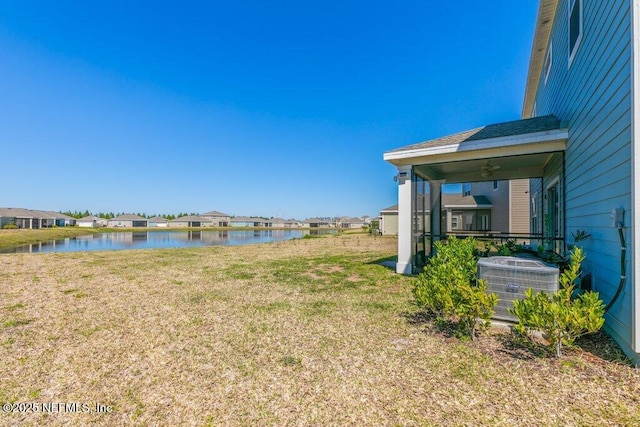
[[430, 181, 443, 251], [396, 165, 413, 274]]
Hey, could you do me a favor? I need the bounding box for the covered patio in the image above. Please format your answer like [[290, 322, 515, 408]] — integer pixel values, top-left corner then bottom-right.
[[384, 115, 568, 274]]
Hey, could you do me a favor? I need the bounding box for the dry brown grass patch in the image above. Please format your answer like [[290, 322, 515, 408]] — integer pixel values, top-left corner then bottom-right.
[[0, 235, 638, 426]]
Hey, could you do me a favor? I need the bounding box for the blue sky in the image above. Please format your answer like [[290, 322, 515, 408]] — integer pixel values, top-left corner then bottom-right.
[[0, 1, 538, 219]]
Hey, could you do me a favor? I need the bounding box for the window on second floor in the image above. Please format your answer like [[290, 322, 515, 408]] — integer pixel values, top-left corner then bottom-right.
[[493, 180, 499, 190], [462, 183, 471, 196], [568, 0, 583, 67]]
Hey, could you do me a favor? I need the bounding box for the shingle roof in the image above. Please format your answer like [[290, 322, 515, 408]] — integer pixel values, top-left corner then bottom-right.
[[0, 208, 73, 219], [443, 195, 493, 208], [387, 115, 562, 154], [202, 211, 230, 217], [171, 215, 208, 222], [304, 218, 330, 223], [78, 215, 103, 222], [111, 214, 147, 221], [341, 217, 365, 223], [231, 216, 266, 222], [0, 207, 36, 218]]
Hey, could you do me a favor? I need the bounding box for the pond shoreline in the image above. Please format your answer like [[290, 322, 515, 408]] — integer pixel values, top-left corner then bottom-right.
[[0, 228, 340, 253]]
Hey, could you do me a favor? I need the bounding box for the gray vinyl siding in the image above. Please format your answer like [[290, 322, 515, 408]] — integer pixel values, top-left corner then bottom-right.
[[470, 181, 510, 232], [532, 1, 634, 356], [382, 213, 398, 235], [509, 179, 531, 234]]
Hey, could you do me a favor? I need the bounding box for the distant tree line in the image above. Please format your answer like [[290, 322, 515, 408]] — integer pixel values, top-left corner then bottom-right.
[[59, 211, 201, 221]]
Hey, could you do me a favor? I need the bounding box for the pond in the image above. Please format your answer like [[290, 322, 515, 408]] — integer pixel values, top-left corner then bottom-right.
[[0, 229, 336, 254]]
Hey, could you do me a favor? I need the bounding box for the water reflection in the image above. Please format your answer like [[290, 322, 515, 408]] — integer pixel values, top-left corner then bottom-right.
[[0, 229, 335, 254]]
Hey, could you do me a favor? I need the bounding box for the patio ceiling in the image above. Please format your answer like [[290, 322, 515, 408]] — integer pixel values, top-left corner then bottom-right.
[[384, 115, 568, 183], [414, 152, 562, 183]]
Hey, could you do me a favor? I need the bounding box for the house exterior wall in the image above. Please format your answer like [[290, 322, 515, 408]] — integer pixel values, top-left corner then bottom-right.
[[201, 216, 231, 227], [530, 0, 635, 357], [0, 217, 15, 228], [509, 179, 531, 234], [77, 220, 99, 228], [381, 212, 398, 235], [168, 221, 189, 228], [470, 181, 510, 232]]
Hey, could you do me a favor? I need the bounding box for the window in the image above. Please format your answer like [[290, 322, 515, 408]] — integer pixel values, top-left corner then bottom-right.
[[568, 0, 582, 67], [543, 41, 552, 84], [479, 214, 490, 231], [462, 183, 471, 196], [493, 180, 499, 190], [451, 216, 459, 230]]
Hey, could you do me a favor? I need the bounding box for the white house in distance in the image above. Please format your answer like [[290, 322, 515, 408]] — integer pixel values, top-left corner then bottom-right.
[[384, 1, 640, 363], [77, 215, 108, 228], [107, 214, 148, 228], [147, 216, 169, 227]]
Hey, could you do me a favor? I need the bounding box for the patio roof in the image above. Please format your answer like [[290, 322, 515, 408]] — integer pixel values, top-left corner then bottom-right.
[[443, 195, 492, 209], [384, 115, 568, 183]]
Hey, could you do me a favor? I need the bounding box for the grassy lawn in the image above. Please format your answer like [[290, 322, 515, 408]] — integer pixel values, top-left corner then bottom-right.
[[1, 234, 638, 426], [0, 228, 104, 250]]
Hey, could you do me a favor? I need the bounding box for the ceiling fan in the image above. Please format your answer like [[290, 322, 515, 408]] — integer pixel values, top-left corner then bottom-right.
[[481, 161, 500, 178]]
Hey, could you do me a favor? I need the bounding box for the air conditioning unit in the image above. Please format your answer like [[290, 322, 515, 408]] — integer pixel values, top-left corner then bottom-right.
[[477, 256, 559, 322]]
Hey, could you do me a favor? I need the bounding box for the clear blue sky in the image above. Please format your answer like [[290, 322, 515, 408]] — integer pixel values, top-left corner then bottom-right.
[[0, 1, 538, 219]]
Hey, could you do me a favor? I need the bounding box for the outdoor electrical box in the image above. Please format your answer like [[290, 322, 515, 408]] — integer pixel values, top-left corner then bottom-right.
[[611, 208, 625, 228]]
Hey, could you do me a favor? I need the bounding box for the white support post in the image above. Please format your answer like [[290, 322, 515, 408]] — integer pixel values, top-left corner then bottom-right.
[[396, 166, 413, 274]]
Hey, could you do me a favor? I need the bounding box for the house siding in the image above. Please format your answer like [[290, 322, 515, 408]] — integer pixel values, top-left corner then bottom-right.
[[532, 1, 634, 355], [382, 213, 398, 235], [509, 179, 531, 233], [471, 181, 509, 232]]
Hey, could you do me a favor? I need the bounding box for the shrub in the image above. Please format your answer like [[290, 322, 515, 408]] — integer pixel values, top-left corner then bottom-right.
[[2, 223, 18, 229], [511, 247, 605, 357], [413, 236, 498, 340]]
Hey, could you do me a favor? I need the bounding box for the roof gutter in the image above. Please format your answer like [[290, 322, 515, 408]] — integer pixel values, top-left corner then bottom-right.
[[522, 0, 559, 118], [383, 128, 568, 166]]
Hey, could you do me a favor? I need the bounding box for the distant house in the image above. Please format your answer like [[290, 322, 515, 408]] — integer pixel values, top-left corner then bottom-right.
[[284, 219, 301, 228], [201, 211, 231, 227], [147, 216, 169, 228], [0, 207, 38, 229], [270, 218, 285, 228], [107, 214, 148, 228], [168, 215, 210, 228], [447, 185, 527, 235], [54, 212, 77, 227], [28, 210, 77, 227], [0, 207, 76, 228], [230, 217, 269, 227], [303, 218, 332, 228], [379, 205, 398, 236], [379, 181, 529, 236], [77, 215, 107, 228], [338, 217, 366, 229]]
